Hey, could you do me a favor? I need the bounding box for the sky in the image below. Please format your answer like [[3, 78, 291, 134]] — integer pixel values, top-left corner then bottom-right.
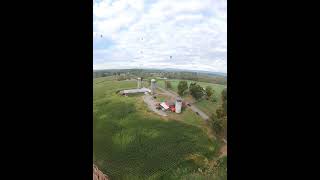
[[93, 0, 227, 73]]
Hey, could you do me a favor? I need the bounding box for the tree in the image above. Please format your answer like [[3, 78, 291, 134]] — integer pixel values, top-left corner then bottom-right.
[[205, 86, 214, 98], [216, 107, 225, 119], [189, 83, 204, 100], [221, 88, 227, 114], [221, 88, 227, 102], [177, 81, 188, 96], [164, 80, 172, 89], [208, 88, 227, 138], [210, 113, 223, 135]]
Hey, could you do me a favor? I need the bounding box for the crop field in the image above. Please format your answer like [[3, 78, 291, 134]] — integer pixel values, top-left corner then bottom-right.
[[93, 77, 223, 179]]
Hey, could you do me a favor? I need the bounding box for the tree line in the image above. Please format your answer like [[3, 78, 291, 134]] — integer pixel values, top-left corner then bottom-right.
[[177, 80, 216, 101]]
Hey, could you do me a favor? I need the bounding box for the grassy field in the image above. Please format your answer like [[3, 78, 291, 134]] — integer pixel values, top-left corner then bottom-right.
[[157, 79, 225, 93], [157, 79, 226, 116], [93, 77, 224, 179]]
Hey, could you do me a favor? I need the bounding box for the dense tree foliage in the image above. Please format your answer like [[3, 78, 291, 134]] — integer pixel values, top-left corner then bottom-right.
[[165, 80, 172, 89], [221, 88, 227, 114], [205, 86, 214, 98], [177, 81, 188, 96], [210, 88, 227, 138], [211, 114, 223, 135], [189, 83, 205, 100]]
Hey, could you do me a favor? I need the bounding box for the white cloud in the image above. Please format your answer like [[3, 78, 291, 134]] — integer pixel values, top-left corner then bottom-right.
[[93, 0, 227, 73]]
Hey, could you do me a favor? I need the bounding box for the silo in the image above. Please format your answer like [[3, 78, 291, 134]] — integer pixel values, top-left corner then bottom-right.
[[151, 79, 156, 94], [175, 97, 182, 113], [137, 77, 141, 88]]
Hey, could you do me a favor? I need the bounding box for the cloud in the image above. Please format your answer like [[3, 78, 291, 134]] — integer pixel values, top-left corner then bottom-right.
[[93, 0, 227, 73]]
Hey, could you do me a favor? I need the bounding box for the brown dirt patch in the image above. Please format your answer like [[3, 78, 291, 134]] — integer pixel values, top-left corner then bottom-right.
[[219, 144, 227, 157]]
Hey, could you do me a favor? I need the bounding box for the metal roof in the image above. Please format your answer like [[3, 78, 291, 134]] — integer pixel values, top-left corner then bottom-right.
[[123, 87, 151, 94], [160, 102, 169, 109]]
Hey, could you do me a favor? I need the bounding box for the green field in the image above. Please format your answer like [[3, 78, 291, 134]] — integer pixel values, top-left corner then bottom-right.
[[93, 77, 224, 179], [157, 79, 225, 95], [157, 79, 226, 116]]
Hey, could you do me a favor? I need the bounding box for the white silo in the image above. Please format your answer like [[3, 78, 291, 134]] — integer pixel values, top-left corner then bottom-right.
[[175, 97, 182, 113], [151, 79, 156, 94], [137, 77, 141, 88]]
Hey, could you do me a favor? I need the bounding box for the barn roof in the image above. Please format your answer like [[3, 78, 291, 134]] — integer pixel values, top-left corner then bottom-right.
[[123, 87, 151, 94], [160, 102, 169, 109]]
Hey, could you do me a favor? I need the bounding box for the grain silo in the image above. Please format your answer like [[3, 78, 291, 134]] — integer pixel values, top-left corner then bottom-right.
[[137, 77, 141, 88], [175, 97, 182, 113], [151, 79, 156, 94]]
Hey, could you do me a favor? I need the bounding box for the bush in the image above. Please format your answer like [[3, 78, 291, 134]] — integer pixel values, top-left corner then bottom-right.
[[205, 86, 213, 98]]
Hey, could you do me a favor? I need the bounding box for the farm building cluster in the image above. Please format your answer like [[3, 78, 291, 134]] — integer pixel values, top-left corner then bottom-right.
[[155, 97, 183, 113], [119, 78, 185, 114], [119, 77, 155, 95]]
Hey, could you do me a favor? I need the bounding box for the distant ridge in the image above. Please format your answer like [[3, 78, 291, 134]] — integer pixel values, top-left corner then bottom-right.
[[94, 68, 227, 77], [160, 68, 227, 77]]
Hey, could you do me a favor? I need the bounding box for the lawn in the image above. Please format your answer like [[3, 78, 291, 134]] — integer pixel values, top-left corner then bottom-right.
[[93, 77, 222, 179]]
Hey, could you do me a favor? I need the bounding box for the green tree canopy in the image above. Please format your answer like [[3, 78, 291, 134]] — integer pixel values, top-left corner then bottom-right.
[[222, 88, 227, 101], [189, 83, 204, 100], [177, 81, 188, 96], [205, 86, 214, 98], [221, 88, 227, 114], [210, 113, 223, 135], [165, 80, 172, 89]]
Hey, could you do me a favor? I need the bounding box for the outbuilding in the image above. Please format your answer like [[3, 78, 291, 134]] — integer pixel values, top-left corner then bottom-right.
[[160, 102, 170, 110]]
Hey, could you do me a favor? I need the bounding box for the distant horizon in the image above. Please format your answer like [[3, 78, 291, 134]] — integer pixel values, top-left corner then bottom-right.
[[93, 67, 227, 75]]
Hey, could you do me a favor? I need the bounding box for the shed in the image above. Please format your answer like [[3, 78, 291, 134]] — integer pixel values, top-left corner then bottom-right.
[[160, 102, 169, 110]]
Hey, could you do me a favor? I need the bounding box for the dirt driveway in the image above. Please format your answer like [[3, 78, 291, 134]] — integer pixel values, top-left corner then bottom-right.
[[142, 94, 167, 116]]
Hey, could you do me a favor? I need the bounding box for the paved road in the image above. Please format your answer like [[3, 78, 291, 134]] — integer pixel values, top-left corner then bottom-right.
[[157, 86, 209, 121]]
